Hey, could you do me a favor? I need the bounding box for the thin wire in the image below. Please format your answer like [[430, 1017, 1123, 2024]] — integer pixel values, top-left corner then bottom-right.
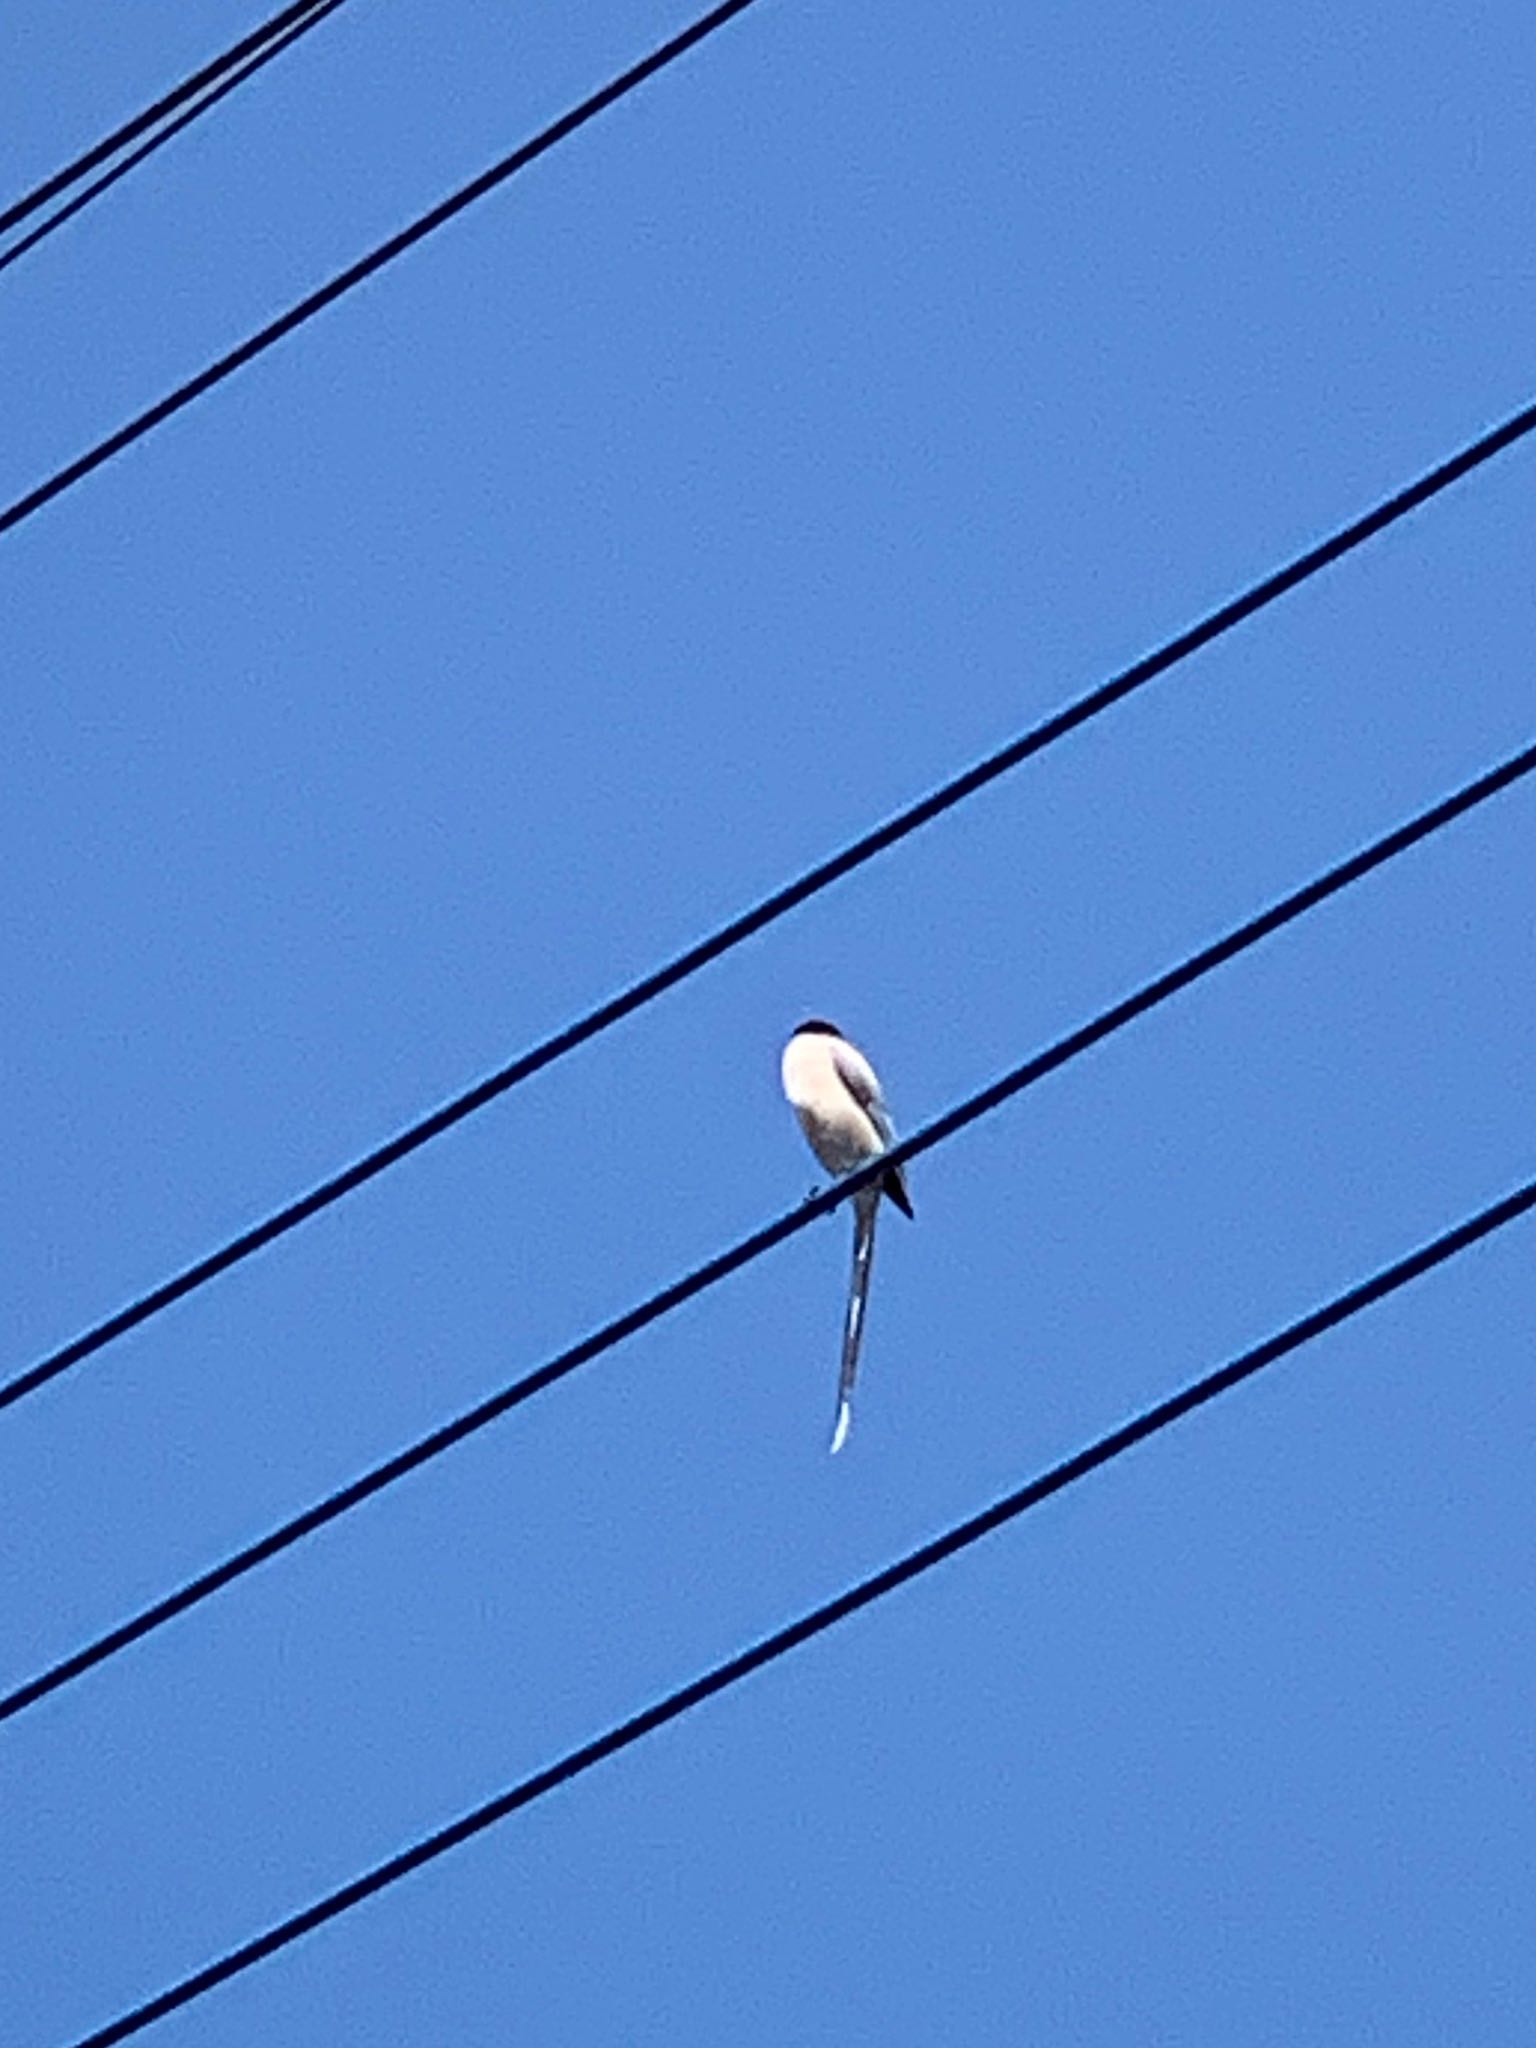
[[7, 739, 1530, 1729], [0, 0, 340, 239], [0, 0, 765, 539], [5, 410, 1535, 1416], [62, 1170, 1536, 2048], [0, 1, 349, 278]]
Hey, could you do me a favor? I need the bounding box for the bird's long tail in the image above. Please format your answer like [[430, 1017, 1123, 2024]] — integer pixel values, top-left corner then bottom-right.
[[831, 1190, 880, 1454]]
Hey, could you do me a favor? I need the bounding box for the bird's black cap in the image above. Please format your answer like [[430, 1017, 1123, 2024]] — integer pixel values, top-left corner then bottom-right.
[[792, 1018, 843, 1037]]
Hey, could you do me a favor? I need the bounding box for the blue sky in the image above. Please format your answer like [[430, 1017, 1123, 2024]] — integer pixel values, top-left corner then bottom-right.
[[3, 2, 1533, 2041]]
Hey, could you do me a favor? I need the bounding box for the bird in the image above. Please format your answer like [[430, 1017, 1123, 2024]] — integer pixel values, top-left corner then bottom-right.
[[780, 1020, 913, 1453]]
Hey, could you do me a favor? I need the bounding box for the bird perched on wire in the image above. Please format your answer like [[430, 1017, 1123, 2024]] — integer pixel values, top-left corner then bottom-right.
[[780, 1020, 913, 1453]]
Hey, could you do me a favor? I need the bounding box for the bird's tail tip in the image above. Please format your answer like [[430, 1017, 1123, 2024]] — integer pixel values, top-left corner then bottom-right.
[[830, 1401, 851, 1456]]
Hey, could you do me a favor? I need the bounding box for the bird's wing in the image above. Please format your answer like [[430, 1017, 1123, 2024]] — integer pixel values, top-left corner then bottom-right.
[[831, 1189, 880, 1454], [831, 1040, 912, 1217], [830, 1041, 895, 1143]]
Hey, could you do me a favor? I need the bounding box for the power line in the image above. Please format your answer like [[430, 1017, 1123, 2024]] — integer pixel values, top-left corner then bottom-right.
[[6, 739, 1530, 1728], [61, 1170, 1536, 2048], [0, 0, 765, 539], [0, 0, 342, 241], [0, 0, 349, 278], [5, 410, 1534, 1418]]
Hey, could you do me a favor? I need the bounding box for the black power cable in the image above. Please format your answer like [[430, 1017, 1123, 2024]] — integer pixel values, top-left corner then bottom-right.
[[4, 403, 1533, 1416], [0, 0, 349, 278], [6, 738, 1530, 1728], [0, 0, 342, 240], [0, 0, 765, 538], [61, 1170, 1536, 2048]]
